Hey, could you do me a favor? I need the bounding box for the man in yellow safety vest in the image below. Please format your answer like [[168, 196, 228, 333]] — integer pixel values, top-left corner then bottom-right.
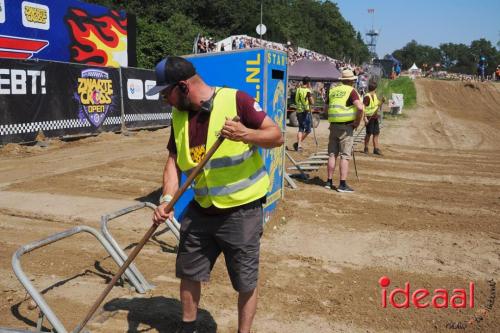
[[324, 69, 364, 193], [363, 80, 385, 155], [147, 56, 283, 333], [293, 77, 314, 151]]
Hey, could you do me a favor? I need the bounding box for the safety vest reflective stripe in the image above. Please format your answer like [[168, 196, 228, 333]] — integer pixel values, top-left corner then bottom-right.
[[329, 112, 357, 118], [194, 166, 267, 196], [185, 146, 258, 175]]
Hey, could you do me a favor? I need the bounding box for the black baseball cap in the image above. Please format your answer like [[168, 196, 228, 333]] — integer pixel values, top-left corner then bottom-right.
[[145, 56, 196, 96]]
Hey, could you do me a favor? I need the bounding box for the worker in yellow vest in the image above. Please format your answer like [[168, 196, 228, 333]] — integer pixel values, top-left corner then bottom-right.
[[363, 80, 385, 155], [146, 56, 283, 333], [293, 77, 314, 151], [323, 69, 364, 193]]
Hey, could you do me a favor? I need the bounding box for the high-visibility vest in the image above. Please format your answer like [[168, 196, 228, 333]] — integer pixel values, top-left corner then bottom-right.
[[364, 93, 379, 116], [295, 87, 311, 112], [172, 87, 269, 209], [328, 84, 358, 123]]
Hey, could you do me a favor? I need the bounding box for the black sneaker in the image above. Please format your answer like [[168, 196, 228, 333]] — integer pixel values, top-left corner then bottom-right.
[[324, 181, 336, 190], [293, 142, 299, 151], [363, 147, 369, 154], [337, 183, 354, 193], [373, 148, 383, 155]]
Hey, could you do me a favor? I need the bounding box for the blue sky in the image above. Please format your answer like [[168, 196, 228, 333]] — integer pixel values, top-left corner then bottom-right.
[[334, 0, 500, 58]]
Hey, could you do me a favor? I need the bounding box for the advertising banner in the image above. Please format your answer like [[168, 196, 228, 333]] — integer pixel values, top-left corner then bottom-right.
[[261, 50, 287, 225], [0, 0, 129, 67], [121, 67, 171, 129], [0, 58, 121, 144]]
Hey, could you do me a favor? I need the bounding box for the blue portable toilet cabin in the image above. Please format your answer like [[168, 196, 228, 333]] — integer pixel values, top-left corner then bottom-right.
[[173, 48, 287, 224]]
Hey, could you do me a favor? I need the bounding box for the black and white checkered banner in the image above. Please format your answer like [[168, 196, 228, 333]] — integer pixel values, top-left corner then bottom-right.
[[0, 117, 122, 136]]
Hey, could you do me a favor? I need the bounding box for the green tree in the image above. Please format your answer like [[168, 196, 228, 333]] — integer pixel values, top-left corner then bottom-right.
[[469, 38, 498, 74], [136, 14, 204, 68], [439, 43, 474, 73], [87, 0, 371, 68], [392, 40, 440, 70]]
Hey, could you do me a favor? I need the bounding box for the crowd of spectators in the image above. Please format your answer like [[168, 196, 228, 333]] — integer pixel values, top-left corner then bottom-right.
[[196, 36, 217, 53], [232, 35, 362, 70], [195, 34, 360, 70], [230, 35, 287, 52], [425, 71, 492, 82]]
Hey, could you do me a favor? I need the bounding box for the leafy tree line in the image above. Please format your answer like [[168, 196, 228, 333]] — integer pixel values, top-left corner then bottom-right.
[[86, 0, 370, 69], [391, 38, 500, 75]]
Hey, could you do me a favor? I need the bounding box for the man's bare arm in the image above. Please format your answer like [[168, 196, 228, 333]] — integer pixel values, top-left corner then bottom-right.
[[353, 99, 365, 128]]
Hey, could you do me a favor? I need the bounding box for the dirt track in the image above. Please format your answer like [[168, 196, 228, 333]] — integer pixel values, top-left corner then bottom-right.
[[0, 79, 499, 332]]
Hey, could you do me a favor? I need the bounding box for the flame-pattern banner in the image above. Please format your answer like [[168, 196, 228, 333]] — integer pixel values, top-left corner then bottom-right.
[[65, 8, 127, 67], [0, 0, 129, 67]]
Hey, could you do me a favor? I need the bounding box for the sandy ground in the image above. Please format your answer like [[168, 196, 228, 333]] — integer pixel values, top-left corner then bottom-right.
[[0, 79, 499, 332]]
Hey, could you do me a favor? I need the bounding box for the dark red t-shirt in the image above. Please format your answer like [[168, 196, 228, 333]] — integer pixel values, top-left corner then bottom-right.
[[346, 89, 360, 107], [167, 90, 267, 163]]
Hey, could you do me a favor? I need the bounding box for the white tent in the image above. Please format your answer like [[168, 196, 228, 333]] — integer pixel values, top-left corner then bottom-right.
[[408, 63, 421, 79]]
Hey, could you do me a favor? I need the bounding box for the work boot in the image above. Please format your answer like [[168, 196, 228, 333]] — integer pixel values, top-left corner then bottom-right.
[[363, 147, 369, 154], [373, 148, 383, 155], [337, 183, 354, 193]]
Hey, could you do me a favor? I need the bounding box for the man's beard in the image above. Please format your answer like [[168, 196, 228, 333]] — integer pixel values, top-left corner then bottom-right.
[[177, 94, 196, 112]]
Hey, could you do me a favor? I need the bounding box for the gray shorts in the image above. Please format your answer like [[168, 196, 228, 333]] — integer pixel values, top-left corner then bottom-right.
[[176, 201, 263, 292], [328, 123, 354, 160]]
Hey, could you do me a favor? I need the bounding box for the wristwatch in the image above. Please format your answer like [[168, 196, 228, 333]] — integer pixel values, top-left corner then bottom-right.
[[159, 194, 173, 204]]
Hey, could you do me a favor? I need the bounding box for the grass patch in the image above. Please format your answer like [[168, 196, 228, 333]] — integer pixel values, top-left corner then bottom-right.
[[378, 77, 417, 109]]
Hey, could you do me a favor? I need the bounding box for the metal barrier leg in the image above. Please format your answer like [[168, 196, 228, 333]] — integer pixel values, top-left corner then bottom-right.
[[100, 202, 180, 293], [284, 173, 298, 189], [11, 225, 145, 333]]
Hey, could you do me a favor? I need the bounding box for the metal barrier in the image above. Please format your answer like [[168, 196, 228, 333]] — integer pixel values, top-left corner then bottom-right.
[[100, 202, 180, 294], [10, 225, 141, 333]]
